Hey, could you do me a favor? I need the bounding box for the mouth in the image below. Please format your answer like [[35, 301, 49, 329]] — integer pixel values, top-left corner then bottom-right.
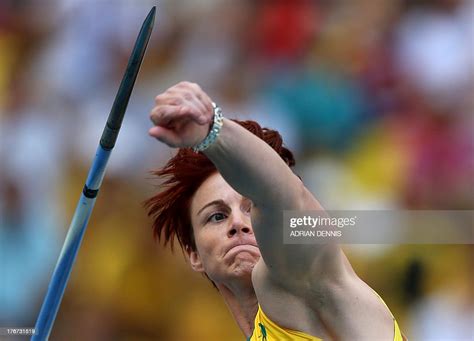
[[224, 243, 259, 258]]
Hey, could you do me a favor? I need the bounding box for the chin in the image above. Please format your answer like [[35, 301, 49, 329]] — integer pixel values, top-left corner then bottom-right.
[[229, 252, 260, 277]]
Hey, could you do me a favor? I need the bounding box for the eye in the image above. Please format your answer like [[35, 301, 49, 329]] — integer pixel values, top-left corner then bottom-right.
[[207, 212, 227, 223], [243, 200, 252, 214]]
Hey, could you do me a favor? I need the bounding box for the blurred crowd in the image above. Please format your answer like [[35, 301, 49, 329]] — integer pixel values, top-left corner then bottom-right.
[[0, 0, 473, 340]]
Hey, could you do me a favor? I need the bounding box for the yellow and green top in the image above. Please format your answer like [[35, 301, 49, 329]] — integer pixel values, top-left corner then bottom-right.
[[247, 305, 405, 341]]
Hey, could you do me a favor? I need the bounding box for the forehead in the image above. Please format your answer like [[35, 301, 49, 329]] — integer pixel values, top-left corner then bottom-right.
[[190, 173, 240, 215]]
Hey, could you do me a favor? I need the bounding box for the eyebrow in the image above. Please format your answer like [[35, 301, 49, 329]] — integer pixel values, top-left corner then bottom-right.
[[197, 199, 225, 216]]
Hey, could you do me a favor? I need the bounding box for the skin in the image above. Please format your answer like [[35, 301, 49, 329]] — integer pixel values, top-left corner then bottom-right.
[[188, 172, 259, 285], [150, 82, 396, 340], [188, 172, 260, 333]]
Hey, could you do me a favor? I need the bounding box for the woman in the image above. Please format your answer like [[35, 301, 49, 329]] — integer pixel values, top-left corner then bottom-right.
[[146, 81, 405, 340]]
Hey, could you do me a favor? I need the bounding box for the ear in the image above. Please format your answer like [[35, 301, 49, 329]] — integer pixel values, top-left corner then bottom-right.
[[186, 246, 205, 273]]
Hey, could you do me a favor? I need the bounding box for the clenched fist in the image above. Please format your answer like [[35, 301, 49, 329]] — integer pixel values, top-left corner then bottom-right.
[[149, 81, 215, 148]]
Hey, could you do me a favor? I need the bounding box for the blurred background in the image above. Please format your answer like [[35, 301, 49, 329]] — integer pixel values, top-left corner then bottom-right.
[[0, 0, 473, 340]]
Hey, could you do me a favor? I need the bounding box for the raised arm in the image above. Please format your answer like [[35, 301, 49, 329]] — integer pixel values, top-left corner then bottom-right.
[[149, 82, 340, 284]]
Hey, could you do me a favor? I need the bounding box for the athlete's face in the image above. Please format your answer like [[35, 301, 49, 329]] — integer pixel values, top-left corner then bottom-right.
[[188, 172, 261, 284]]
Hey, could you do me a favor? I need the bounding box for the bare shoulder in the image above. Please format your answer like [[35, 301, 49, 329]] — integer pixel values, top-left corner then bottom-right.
[[251, 258, 333, 339], [251, 252, 397, 340]]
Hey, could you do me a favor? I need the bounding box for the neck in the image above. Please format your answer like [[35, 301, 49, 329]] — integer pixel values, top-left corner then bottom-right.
[[216, 278, 258, 338]]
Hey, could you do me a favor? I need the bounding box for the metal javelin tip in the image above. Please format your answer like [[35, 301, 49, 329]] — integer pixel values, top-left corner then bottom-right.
[[100, 6, 156, 150]]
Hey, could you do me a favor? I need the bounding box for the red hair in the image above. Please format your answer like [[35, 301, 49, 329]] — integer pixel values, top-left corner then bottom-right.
[[145, 120, 295, 254]]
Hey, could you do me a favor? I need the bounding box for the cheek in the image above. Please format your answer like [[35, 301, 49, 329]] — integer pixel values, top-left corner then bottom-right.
[[194, 228, 224, 259]]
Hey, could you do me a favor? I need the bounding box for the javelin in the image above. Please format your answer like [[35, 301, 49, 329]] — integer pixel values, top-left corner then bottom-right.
[[31, 7, 156, 340]]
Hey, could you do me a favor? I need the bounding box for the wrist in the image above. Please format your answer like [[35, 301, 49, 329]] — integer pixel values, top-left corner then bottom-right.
[[192, 102, 224, 152]]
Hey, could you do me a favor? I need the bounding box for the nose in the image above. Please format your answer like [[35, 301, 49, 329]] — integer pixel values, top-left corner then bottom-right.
[[227, 212, 252, 238]]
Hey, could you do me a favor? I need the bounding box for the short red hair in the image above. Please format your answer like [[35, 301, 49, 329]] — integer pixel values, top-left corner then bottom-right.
[[145, 120, 295, 254]]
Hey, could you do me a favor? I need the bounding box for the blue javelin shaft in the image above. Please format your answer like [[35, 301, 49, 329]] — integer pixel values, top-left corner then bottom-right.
[[32, 7, 155, 340]]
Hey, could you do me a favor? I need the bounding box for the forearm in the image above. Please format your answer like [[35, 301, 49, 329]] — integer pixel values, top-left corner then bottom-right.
[[204, 118, 305, 211]]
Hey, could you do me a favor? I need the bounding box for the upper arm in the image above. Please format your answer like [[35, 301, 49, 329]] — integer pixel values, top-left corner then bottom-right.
[[251, 179, 343, 287]]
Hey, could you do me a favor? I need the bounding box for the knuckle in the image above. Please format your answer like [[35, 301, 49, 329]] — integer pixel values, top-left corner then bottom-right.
[[177, 81, 189, 88], [150, 106, 159, 116], [189, 82, 200, 90], [149, 113, 158, 124], [170, 97, 182, 105], [178, 81, 200, 91], [156, 107, 165, 116], [183, 91, 193, 101], [154, 94, 166, 104], [178, 105, 189, 114]]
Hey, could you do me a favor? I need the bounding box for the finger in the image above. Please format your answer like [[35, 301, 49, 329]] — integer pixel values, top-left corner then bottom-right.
[[191, 93, 209, 118], [193, 93, 214, 124], [191, 85, 213, 113], [150, 105, 180, 126], [194, 84, 214, 113], [151, 104, 204, 128], [202, 94, 214, 114], [188, 83, 214, 120], [178, 105, 208, 125], [154, 92, 183, 106]]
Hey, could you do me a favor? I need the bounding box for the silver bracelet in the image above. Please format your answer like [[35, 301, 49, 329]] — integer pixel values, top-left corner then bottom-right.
[[193, 102, 224, 152]]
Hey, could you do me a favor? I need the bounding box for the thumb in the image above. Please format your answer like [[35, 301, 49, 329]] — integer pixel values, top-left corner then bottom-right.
[[148, 126, 181, 147]]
